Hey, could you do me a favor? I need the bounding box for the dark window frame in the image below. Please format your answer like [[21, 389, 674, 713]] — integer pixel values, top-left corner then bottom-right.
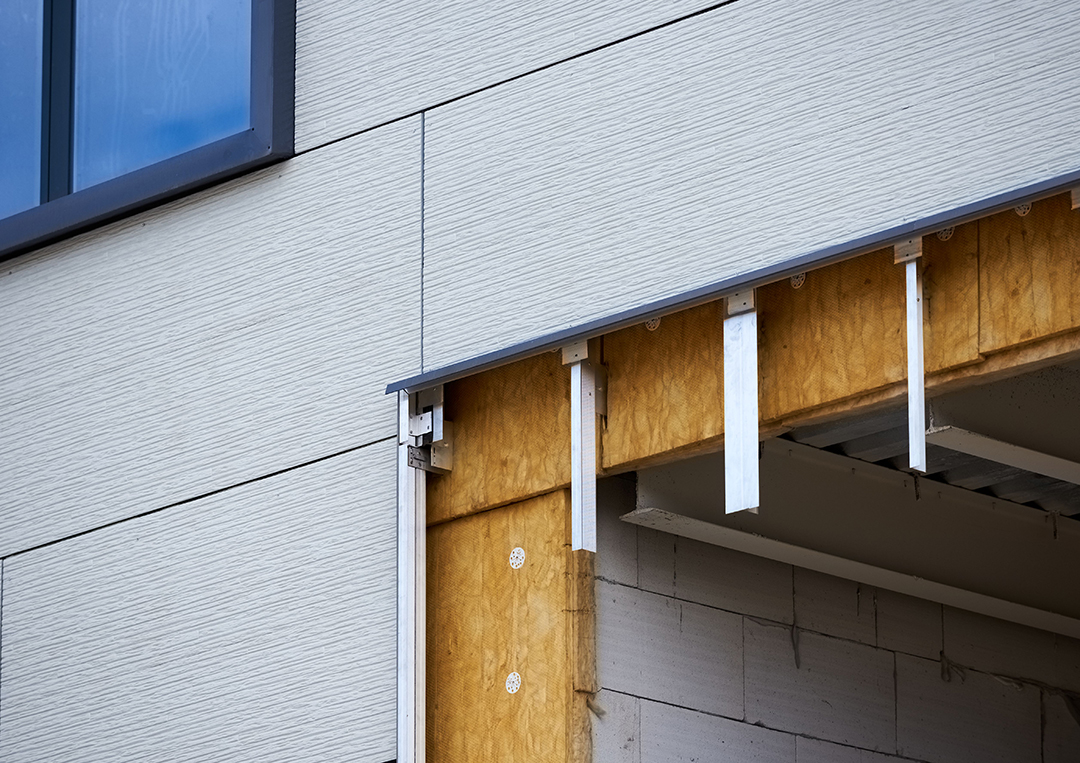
[[1, 0, 294, 262]]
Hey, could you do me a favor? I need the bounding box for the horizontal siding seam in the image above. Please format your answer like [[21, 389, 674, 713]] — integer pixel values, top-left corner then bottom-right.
[[292, 0, 744, 159], [2, 435, 394, 561]]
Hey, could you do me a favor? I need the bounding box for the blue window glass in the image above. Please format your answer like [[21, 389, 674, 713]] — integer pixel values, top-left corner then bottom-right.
[[73, 0, 252, 191], [0, 0, 44, 218]]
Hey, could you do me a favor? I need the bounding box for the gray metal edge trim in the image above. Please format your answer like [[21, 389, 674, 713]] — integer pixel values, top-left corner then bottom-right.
[[386, 167, 1080, 394]]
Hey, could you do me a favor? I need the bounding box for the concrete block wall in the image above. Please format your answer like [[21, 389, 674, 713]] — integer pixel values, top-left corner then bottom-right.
[[595, 475, 1080, 763]]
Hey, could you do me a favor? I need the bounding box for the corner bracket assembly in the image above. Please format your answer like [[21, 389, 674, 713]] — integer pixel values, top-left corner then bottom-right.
[[406, 385, 453, 474]]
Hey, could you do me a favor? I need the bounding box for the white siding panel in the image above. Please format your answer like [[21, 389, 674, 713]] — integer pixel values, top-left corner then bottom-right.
[[0, 120, 421, 557], [423, 0, 1080, 370], [0, 443, 396, 763], [293, 0, 711, 152]]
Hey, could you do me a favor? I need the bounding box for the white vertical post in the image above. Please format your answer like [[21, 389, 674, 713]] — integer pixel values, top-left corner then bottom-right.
[[896, 238, 927, 473], [565, 341, 597, 552], [723, 291, 760, 514], [397, 390, 426, 763]]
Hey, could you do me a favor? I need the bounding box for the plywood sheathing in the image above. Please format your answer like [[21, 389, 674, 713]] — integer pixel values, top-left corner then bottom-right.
[[980, 193, 1080, 353], [426, 351, 571, 525], [427, 490, 593, 762], [602, 301, 725, 469]]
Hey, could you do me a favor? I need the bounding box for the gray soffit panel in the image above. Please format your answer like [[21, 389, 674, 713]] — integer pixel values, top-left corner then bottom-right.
[[387, 167, 1080, 394]]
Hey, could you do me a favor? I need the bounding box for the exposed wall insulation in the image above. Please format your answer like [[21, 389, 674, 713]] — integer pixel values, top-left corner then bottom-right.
[[598, 196, 1077, 473], [427, 490, 592, 762], [758, 248, 907, 419], [426, 352, 570, 524], [922, 221, 981, 373], [602, 301, 725, 470], [980, 193, 1080, 353]]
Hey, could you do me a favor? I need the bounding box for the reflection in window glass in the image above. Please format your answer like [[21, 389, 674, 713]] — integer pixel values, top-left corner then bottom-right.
[[74, 0, 251, 191], [0, 0, 43, 218]]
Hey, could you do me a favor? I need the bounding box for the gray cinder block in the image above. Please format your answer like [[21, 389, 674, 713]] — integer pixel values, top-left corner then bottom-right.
[[641, 698, 795, 763], [876, 589, 942, 660], [677, 537, 794, 624], [793, 568, 875, 645], [895, 652, 1040, 763], [597, 581, 743, 718], [591, 689, 641, 763], [744, 619, 895, 752]]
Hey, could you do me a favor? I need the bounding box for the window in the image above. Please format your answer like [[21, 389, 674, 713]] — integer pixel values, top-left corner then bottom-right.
[[0, 0, 294, 261]]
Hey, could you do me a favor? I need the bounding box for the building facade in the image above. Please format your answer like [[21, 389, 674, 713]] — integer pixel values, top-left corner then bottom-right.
[[3, 1, 1080, 761]]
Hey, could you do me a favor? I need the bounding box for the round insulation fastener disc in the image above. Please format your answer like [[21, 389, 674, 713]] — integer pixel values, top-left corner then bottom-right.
[[506, 672, 522, 694], [509, 547, 525, 569]]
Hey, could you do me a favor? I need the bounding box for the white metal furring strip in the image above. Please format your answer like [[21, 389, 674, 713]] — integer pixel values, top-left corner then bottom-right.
[[723, 296, 760, 513], [570, 359, 597, 551], [397, 390, 426, 763], [905, 257, 927, 473]]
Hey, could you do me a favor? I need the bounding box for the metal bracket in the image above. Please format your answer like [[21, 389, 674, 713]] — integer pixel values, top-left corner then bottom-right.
[[562, 339, 588, 365], [893, 237, 923, 264], [407, 385, 453, 473], [594, 363, 608, 418], [1072, 187, 1080, 210], [725, 289, 756, 317]]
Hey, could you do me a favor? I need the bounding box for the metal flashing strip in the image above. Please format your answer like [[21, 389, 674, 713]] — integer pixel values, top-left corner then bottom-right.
[[386, 168, 1080, 395]]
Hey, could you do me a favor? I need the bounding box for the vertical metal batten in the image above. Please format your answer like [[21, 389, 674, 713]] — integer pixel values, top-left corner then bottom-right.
[[397, 391, 426, 762], [723, 297, 760, 513], [570, 360, 597, 551], [905, 258, 927, 472]]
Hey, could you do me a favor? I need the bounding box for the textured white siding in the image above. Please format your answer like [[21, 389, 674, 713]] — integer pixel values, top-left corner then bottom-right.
[[293, 0, 712, 152], [0, 443, 396, 763], [0, 119, 421, 557], [423, 0, 1080, 370]]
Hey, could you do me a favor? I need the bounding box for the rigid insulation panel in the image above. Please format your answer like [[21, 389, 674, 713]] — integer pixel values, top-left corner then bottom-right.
[[427, 490, 591, 762], [0, 119, 421, 557], [422, 0, 1080, 370], [293, 0, 712, 151], [0, 442, 396, 763]]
